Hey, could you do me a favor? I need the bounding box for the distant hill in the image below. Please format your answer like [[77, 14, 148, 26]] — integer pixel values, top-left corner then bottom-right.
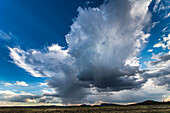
[[129, 100, 170, 106], [137, 100, 161, 105], [93, 103, 121, 107], [1, 100, 170, 108]]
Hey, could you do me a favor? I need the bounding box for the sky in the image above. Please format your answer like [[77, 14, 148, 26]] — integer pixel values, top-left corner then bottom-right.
[[0, 0, 169, 106]]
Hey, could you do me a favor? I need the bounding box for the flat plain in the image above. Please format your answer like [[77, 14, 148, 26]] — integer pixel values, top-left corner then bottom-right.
[[1, 104, 170, 113]]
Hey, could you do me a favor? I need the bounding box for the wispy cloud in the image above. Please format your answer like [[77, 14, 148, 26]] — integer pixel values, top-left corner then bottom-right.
[[153, 0, 161, 12], [2, 81, 29, 87], [3, 82, 13, 86], [0, 30, 11, 40], [164, 12, 170, 19]]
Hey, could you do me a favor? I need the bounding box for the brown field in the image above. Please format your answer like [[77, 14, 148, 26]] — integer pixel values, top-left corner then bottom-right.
[[1, 104, 170, 113]]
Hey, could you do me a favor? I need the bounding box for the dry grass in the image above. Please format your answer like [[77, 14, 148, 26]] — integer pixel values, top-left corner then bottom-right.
[[1, 104, 170, 113]]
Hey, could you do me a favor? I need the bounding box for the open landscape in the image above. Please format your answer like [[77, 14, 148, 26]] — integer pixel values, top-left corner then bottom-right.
[[1, 101, 170, 113]]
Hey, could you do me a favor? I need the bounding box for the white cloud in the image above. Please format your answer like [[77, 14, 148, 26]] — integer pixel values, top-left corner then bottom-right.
[[3, 83, 13, 86], [157, 0, 170, 18], [167, 41, 170, 50], [0, 90, 17, 98], [147, 49, 153, 52], [25, 99, 37, 103], [86, 79, 169, 104], [5, 0, 170, 105], [9, 0, 152, 104], [161, 34, 170, 50], [163, 34, 170, 42], [151, 34, 170, 52], [158, 1, 170, 11], [143, 50, 170, 90], [164, 12, 170, 19], [0, 90, 42, 105], [37, 96, 60, 104], [125, 57, 140, 66], [41, 90, 53, 94], [8, 47, 43, 77], [153, 41, 166, 49], [2, 81, 29, 87], [162, 26, 170, 33], [163, 34, 170, 50], [48, 44, 64, 52], [0, 90, 62, 105], [8, 44, 71, 78], [14, 81, 28, 87], [0, 30, 11, 40], [39, 83, 48, 87], [153, 0, 161, 12], [150, 21, 160, 30]]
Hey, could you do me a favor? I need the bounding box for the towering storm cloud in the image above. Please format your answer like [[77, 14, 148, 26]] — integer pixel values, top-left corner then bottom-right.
[[9, 0, 152, 104]]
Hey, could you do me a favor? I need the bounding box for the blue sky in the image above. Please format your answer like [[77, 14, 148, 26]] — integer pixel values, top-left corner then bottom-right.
[[0, 0, 170, 106]]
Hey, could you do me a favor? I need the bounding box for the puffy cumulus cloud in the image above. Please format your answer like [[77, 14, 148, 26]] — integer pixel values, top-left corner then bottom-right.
[[0, 90, 62, 106], [153, 41, 166, 49], [146, 34, 170, 82], [8, 94, 40, 103], [0, 90, 40, 103], [0, 90, 16, 99], [163, 34, 170, 42], [153, 34, 170, 50], [0, 91, 61, 105], [146, 52, 170, 70], [143, 51, 170, 89], [9, 0, 152, 104], [163, 34, 170, 49], [14, 81, 28, 86]]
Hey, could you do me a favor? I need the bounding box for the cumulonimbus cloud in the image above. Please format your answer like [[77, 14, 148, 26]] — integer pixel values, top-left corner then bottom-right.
[[9, 0, 152, 104]]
